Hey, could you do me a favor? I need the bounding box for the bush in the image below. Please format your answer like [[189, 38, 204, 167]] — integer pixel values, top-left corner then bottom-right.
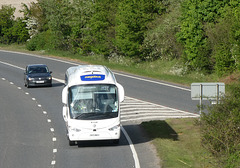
[[26, 30, 56, 51], [200, 84, 240, 167]]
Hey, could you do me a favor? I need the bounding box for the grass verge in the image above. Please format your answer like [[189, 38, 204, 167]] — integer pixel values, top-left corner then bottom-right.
[[141, 118, 214, 168], [0, 44, 220, 86]]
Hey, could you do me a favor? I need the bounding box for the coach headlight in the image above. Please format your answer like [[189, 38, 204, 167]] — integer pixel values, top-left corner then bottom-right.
[[68, 126, 81, 132], [109, 124, 120, 131]]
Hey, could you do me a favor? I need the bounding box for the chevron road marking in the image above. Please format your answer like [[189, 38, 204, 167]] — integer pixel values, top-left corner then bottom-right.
[[121, 97, 199, 123]]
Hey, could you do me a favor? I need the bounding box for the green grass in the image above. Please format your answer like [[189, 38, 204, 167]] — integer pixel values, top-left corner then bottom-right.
[[0, 44, 220, 87], [141, 118, 215, 168]]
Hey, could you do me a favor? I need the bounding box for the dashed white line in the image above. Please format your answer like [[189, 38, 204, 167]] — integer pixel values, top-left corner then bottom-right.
[[0, 76, 57, 168], [51, 160, 56, 165]]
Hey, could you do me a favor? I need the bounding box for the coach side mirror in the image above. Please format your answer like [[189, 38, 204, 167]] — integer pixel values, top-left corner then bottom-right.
[[117, 83, 124, 102], [62, 86, 68, 104]]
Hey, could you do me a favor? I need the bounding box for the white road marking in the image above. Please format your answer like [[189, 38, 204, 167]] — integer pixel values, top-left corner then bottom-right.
[[0, 52, 196, 168], [114, 71, 191, 91], [0, 76, 57, 168], [51, 160, 56, 165], [121, 126, 141, 168], [0, 49, 190, 91]]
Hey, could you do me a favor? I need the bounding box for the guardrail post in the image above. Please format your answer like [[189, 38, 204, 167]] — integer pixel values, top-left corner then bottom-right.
[[199, 84, 202, 115]]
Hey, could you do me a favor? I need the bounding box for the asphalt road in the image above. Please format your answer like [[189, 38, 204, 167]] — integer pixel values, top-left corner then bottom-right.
[[0, 49, 200, 168], [1, 50, 171, 168]]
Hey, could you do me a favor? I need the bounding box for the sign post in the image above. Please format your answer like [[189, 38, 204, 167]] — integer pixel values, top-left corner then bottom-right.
[[191, 83, 225, 115]]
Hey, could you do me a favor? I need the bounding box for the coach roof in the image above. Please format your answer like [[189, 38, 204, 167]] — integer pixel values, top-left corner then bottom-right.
[[65, 65, 117, 86]]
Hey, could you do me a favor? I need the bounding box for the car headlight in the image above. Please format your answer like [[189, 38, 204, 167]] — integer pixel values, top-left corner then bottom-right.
[[28, 77, 34, 81], [47, 76, 52, 80], [109, 124, 120, 131]]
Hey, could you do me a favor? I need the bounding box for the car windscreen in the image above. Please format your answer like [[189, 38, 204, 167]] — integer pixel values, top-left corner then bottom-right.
[[28, 66, 49, 74]]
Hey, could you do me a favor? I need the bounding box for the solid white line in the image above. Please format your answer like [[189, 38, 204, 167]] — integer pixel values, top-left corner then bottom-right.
[[114, 72, 191, 91], [0, 53, 191, 168], [0, 60, 24, 70], [0, 50, 190, 91], [121, 126, 141, 168]]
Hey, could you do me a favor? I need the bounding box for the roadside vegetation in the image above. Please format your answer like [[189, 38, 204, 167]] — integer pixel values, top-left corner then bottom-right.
[[142, 83, 240, 167], [1, 0, 240, 167]]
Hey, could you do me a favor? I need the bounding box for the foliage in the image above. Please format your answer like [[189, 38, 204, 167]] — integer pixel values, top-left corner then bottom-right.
[[176, 0, 211, 72], [26, 30, 54, 51], [1, 0, 240, 76], [141, 0, 182, 61], [83, 0, 117, 56], [69, 0, 94, 54], [177, 0, 240, 75], [115, 0, 166, 58], [0, 5, 29, 44], [200, 84, 240, 167]]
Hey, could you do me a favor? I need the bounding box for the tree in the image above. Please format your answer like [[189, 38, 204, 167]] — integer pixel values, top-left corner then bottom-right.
[[0, 5, 15, 43], [115, 0, 165, 58]]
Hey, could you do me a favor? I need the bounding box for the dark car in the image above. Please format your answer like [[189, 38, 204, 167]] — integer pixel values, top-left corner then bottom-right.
[[24, 64, 52, 88]]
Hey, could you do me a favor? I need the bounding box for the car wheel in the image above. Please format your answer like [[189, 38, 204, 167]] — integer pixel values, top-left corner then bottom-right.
[[26, 82, 30, 88]]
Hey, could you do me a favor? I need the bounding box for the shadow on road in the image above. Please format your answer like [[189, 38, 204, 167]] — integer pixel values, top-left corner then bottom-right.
[[67, 120, 178, 148]]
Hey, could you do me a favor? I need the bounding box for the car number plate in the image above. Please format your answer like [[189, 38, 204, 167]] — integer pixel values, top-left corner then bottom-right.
[[36, 81, 44, 83], [90, 134, 99, 136]]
